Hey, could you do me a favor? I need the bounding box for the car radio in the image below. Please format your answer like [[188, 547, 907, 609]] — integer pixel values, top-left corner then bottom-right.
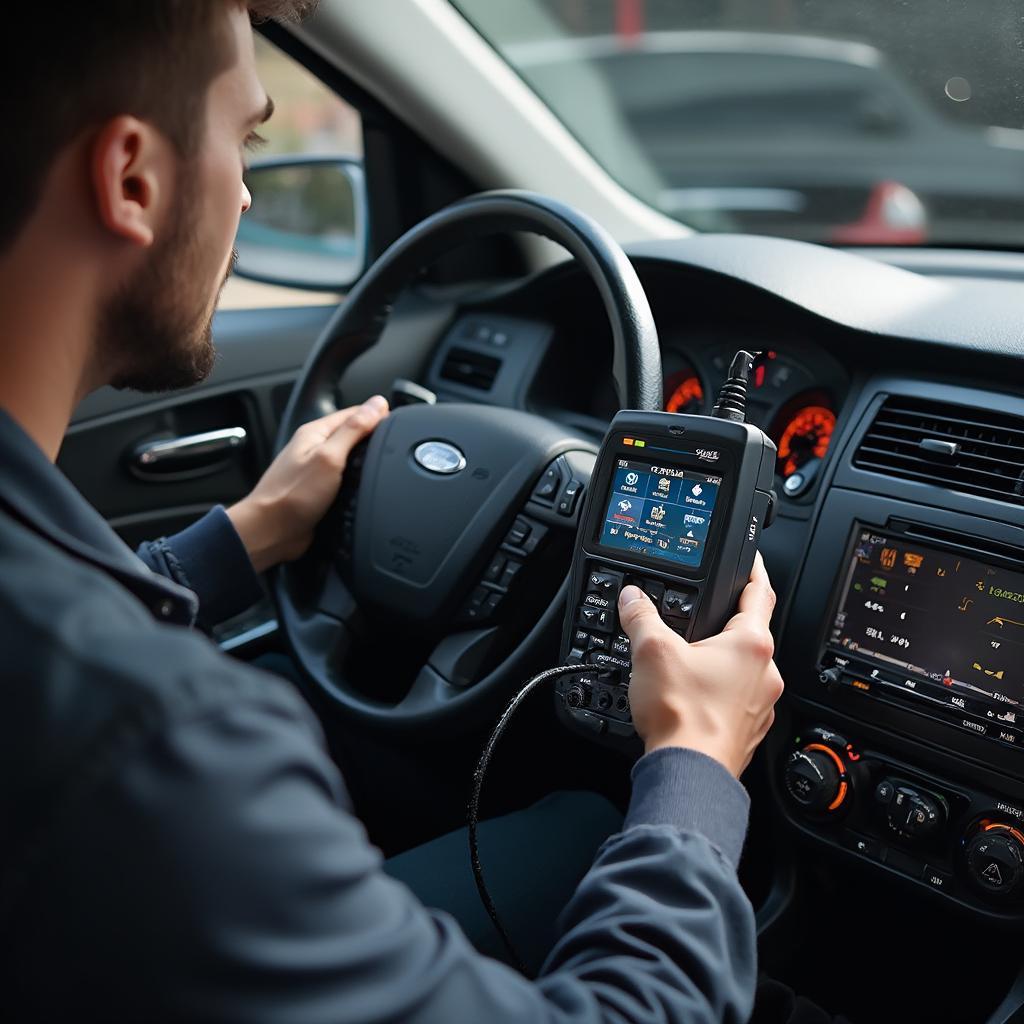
[[818, 524, 1024, 750], [556, 352, 777, 749]]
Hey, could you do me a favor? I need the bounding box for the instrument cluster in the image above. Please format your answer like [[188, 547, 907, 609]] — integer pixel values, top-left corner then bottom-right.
[[661, 343, 845, 499]]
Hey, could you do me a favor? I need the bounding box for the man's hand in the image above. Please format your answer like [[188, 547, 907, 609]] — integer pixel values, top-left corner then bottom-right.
[[618, 553, 784, 778], [226, 396, 389, 573]]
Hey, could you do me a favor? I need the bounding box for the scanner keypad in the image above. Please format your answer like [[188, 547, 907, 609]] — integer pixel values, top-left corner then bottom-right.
[[560, 562, 699, 739], [566, 562, 698, 688]]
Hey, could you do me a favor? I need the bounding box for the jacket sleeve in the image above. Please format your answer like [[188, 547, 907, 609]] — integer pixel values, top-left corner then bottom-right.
[[135, 505, 264, 629], [19, 687, 756, 1024]]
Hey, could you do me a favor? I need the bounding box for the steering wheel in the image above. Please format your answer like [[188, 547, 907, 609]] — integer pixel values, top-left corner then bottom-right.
[[273, 191, 660, 734]]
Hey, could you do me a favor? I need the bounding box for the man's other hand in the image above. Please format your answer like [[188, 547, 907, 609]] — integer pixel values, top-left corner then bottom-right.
[[618, 553, 784, 778], [226, 396, 389, 573]]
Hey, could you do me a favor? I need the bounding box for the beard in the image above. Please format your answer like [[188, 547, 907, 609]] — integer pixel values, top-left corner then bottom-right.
[[100, 180, 232, 393]]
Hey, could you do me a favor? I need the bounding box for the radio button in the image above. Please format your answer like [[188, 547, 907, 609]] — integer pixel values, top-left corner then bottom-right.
[[994, 726, 1023, 747], [955, 716, 990, 738]]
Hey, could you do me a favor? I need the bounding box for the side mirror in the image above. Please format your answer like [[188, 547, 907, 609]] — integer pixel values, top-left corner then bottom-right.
[[234, 157, 367, 291]]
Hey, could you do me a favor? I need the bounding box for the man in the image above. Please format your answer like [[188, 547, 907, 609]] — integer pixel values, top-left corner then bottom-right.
[[0, 2, 784, 1021]]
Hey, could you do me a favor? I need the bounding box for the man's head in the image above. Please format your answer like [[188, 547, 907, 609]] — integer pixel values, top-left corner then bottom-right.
[[0, 1, 314, 393]]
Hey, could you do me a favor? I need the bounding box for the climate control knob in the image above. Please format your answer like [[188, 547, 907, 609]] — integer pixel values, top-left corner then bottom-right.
[[966, 825, 1024, 898], [784, 745, 847, 814]]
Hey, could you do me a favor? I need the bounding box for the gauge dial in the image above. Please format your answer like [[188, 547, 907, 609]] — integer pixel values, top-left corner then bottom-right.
[[776, 402, 837, 477], [664, 368, 705, 415]]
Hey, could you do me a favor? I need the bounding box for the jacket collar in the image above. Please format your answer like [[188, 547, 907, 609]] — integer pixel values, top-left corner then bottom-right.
[[0, 408, 197, 625]]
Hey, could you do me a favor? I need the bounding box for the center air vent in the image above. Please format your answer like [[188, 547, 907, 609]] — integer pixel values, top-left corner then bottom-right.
[[439, 346, 502, 391], [854, 396, 1024, 505]]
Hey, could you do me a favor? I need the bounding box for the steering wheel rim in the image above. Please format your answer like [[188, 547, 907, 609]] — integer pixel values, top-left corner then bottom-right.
[[273, 190, 661, 733]]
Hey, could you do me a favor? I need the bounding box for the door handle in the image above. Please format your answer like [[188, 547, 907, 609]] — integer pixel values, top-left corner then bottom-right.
[[130, 427, 247, 478]]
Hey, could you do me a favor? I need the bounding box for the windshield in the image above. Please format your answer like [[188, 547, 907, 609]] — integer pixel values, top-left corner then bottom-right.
[[451, 0, 1024, 248]]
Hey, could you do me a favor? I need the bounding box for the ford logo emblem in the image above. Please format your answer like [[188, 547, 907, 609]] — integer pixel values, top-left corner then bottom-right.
[[413, 441, 466, 475]]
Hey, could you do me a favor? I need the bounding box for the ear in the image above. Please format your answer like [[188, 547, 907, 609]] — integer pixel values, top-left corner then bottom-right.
[[89, 116, 170, 248]]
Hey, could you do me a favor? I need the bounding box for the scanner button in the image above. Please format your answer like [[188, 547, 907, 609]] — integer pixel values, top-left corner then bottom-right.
[[579, 606, 611, 631], [588, 571, 621, 593], [663, 589, 695, 620], [625, 576, 664, 603]]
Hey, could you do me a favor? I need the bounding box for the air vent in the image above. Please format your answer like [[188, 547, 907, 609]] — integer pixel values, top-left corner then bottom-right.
[[854, 396, 1024, 505], [439, 346, 502, 391]]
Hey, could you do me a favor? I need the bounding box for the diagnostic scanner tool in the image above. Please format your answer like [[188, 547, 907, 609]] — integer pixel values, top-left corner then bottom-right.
[[557, 351, 778, 750]]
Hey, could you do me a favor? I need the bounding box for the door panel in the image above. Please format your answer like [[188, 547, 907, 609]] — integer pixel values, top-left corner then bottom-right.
[[60, 305, 333, 545], [60, 293, 453, 547]]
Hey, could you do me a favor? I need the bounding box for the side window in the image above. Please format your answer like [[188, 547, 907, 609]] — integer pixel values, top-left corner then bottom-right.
[[220, 36, 363, 311]]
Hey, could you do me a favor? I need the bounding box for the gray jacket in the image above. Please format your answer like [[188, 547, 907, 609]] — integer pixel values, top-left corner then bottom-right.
[[0, 408, 756, 1022]]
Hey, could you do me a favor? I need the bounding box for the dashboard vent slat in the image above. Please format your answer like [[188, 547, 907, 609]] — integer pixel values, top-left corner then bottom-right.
[[859, 437, 1024, 473], [854, 396, 1024, 505], [439, 347, 502, 391]]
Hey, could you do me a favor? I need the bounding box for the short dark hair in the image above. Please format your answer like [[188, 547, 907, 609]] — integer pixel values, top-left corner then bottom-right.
[[0, 1, 315, 250]]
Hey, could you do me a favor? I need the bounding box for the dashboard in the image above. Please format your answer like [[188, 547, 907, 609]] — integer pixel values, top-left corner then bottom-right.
[[415, 233, 1024, 943]]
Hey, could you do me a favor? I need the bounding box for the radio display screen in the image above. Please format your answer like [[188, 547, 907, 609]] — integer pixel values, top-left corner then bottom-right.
[[596, 458, 721, 569], [828, 528, 1024, 717]]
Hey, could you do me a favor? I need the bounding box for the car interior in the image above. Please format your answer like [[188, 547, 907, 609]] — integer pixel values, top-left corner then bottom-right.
[[58, 3, 1024, 1021]]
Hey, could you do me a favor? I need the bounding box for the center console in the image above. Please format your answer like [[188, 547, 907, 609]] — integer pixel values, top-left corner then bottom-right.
[[773, 380, 1024, 926]]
